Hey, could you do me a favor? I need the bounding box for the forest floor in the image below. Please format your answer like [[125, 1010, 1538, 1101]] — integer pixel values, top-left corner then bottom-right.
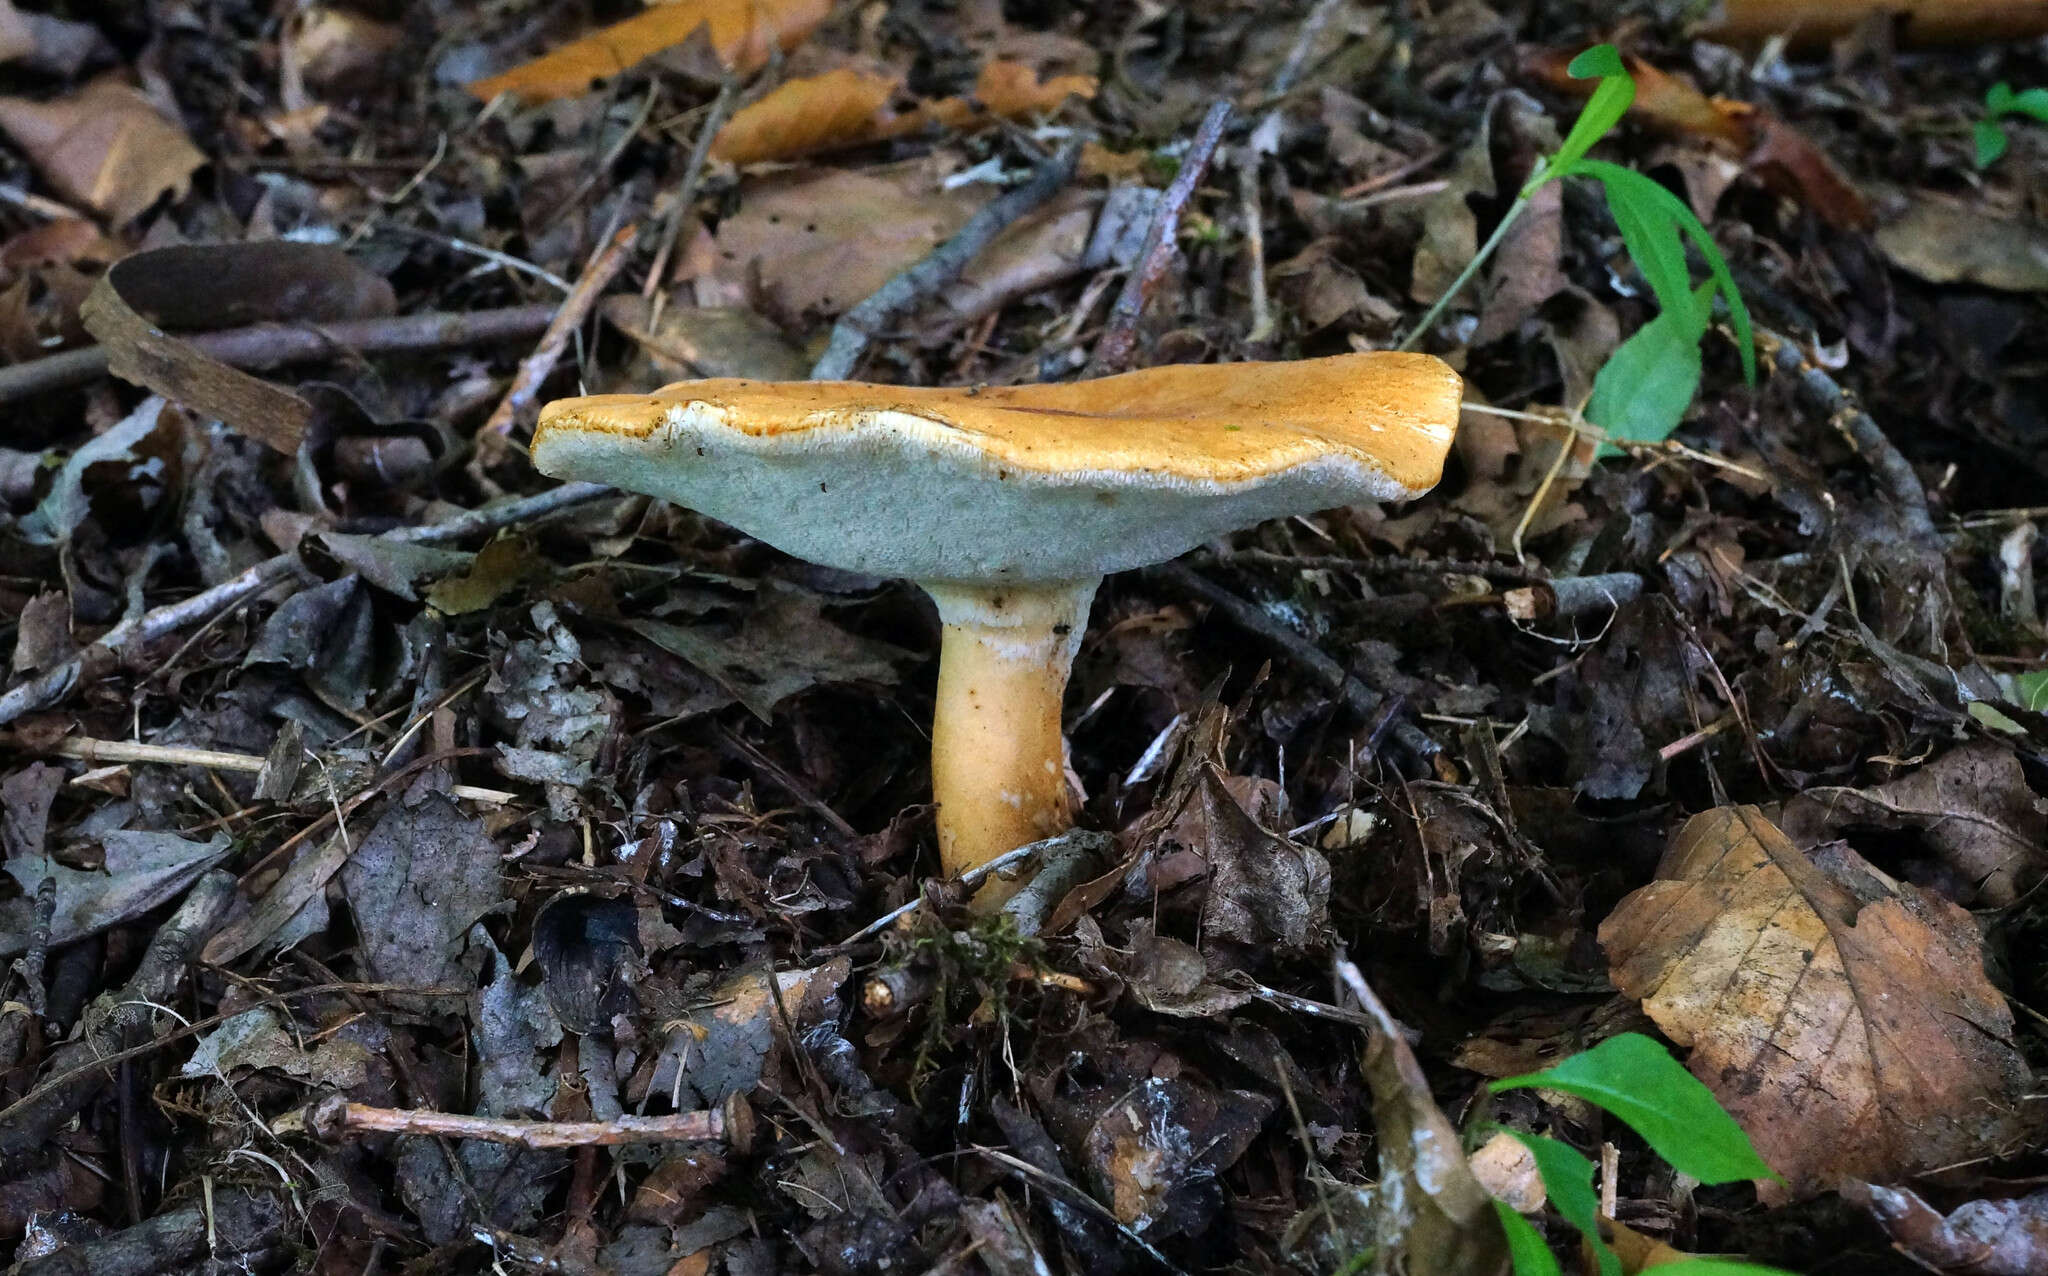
[[0, 2, 2044, 1274]]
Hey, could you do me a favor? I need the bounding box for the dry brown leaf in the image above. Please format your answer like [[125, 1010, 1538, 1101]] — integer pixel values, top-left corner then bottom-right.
[[709, 60, 1094, 165], [601, 296, 811, 381], [1782, 742, 2048, 906], [0, 1, 107, 77], [704, 164, 984, 317], [1600, 806, 2033, 1201], [467, 0, 832, 104], [0, 77, 204, 225], [1877, 197, 2048, 293]]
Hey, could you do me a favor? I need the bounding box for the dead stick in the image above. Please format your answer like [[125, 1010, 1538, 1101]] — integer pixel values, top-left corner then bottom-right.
[[13, 1187, 287, 1276], [1086, 100, 1233, 377], [476, 223, 640, 454], [16, 735, 512, 804], [0, 481, 612, 729], [298, 1094, 730, 1148], [0, 303, 556, 405], [810, 142, 1081, 381], [645, 73, 741, 300]]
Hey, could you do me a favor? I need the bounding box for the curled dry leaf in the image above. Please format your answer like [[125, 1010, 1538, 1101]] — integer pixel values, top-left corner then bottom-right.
[[1599, 806, 2033, 1201], [1781, 741, 2048, 906], [466, 0, 833, 104], [709, 60, 1096, 165], [0, 77, 204, 225]]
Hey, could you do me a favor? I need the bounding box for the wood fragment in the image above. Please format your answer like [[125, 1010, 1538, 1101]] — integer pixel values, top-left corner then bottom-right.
[[1086, 100, 1233, 377], [298, 1093, 730, 1148]]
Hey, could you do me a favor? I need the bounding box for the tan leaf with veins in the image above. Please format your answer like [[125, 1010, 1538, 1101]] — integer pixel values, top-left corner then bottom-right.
[[1600, 806, 2033, 1201]]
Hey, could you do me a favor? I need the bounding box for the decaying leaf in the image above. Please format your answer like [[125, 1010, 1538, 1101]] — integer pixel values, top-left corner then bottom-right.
[[710, 60, 1094, 165], [339, 793, 505, 993], [1877, 197, 2048, 293], [467, 0, 833, 104], [601, 297, 811, 382], [181, 1006, 371, 1090], [0, 77, 204, 225], [1600, 806, 2034, 1200], [637, 959, 850, 1109], [1343, 962, 1511, 1275], [1781, 742, 2048, 906], [0, 827, 232, 957]]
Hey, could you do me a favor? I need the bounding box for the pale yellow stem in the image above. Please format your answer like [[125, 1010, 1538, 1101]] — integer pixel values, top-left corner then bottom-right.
[[921, 580, 1097, 903]]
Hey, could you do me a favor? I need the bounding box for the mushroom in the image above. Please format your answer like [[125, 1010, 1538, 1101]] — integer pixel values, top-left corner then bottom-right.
[[533, 353, 1460, 899]]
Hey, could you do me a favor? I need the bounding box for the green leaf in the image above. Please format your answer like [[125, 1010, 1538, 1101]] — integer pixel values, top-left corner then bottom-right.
[[2007, 87, 2048, 123], [1584, 163, 1704, 332], [1587, 308, 1702, 445], [1986, 81, 2016, 113], [1572, 159, 1756, 384], [1975, 119, 2010, 169], [1492, 1034, 1778, 1185], [1535, 47, 1635, 196], [1505, 1133, 1617, 1276], [1569, 44, 1626, 79], [2015, 669, 2048, 711], [1495, 1201, 1562, 1276]]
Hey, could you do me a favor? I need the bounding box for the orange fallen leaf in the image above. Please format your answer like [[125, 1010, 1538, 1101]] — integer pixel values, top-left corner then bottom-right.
[[467, 0, 833, 104], [0, 77, 205, 225], [710, 59, 1094, 165], [1525, 48, 1870, 230], [1600, 807, 2034, 1201]]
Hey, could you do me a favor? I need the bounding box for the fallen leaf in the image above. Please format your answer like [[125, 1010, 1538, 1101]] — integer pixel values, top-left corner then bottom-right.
[[339, 793, 505, 993], [638, 959, 849, 1109], [0, 828, 232, 957], [628, 580, 915, 722], [1868, 1183, 2048, 1276], [601, 297, 811, 381], [1781, 742, 2048, 906], [1344, 962, 1512, 1274], [0, 1, 109, 77], [0, 76, 204, 225], [705, 163, 983, 317], [1186, 768, 1330, 950], [1877, 197, 2048, 293], [466, 0, 833, 104], [181, 1006, 371, 1089], [1600, 806, 2034, 1200], [710, 61, 1094, 165]]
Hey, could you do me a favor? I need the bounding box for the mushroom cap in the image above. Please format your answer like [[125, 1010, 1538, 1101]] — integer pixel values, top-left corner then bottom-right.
[[532, 353, 1460, 584]]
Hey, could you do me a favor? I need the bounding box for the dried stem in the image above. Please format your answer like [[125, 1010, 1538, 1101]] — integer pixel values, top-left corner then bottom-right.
[[298, 1094, 730, 1149], [1086, 100, 1233, 377], [23, 734, 512, 804]]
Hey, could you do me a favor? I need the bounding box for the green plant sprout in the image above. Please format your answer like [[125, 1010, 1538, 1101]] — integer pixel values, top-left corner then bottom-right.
[[1975, 82, 2048, 168], [1487, 1033, 1797, 1276], [1398, 44, 1756, 448]]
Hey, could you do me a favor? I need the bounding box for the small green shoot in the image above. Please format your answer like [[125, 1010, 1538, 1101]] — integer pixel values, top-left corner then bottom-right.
[[1486, 1033, 1796, 1276], [2013, 669, 2048, 712], [1975, 82, 2048, 168], [1399, 44, 1755, 448]]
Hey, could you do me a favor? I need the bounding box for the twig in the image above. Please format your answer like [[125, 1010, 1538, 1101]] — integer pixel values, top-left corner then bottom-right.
[[1501, 572, 1644, 622], [1236, 148, 1273, 344], [1267, 0, 1348, 97], [0, 871, 236, 1161], [1759, 328, 1939, 548], [0, 482, 614, 729], [810, 142, 1081, 381], [1145, 560, 1443, 763], [15, 735, 512, 804], [1086, 100, 1233, 377], [474, 223, 641, 462], [295, 1094, 730, 1148], [0, 303, 557, 406], [645, 73, 742, 301]]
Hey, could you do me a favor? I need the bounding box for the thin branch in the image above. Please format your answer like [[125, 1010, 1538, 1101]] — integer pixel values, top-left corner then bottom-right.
[[645, 73, 742, 300], [810, 142, 1081, 381], [19, 735, 512, 804], [0, 303, 557, 406], [296, 1095, 729, 1148], [1086, 99, 1233, 377]]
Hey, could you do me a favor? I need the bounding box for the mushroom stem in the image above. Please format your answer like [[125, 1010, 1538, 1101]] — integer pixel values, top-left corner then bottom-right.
[[921, 580, 1098, 901]]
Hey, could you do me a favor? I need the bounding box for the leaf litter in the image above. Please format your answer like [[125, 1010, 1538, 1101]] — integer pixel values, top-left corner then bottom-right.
[[0, 3, 2040, 1275]]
